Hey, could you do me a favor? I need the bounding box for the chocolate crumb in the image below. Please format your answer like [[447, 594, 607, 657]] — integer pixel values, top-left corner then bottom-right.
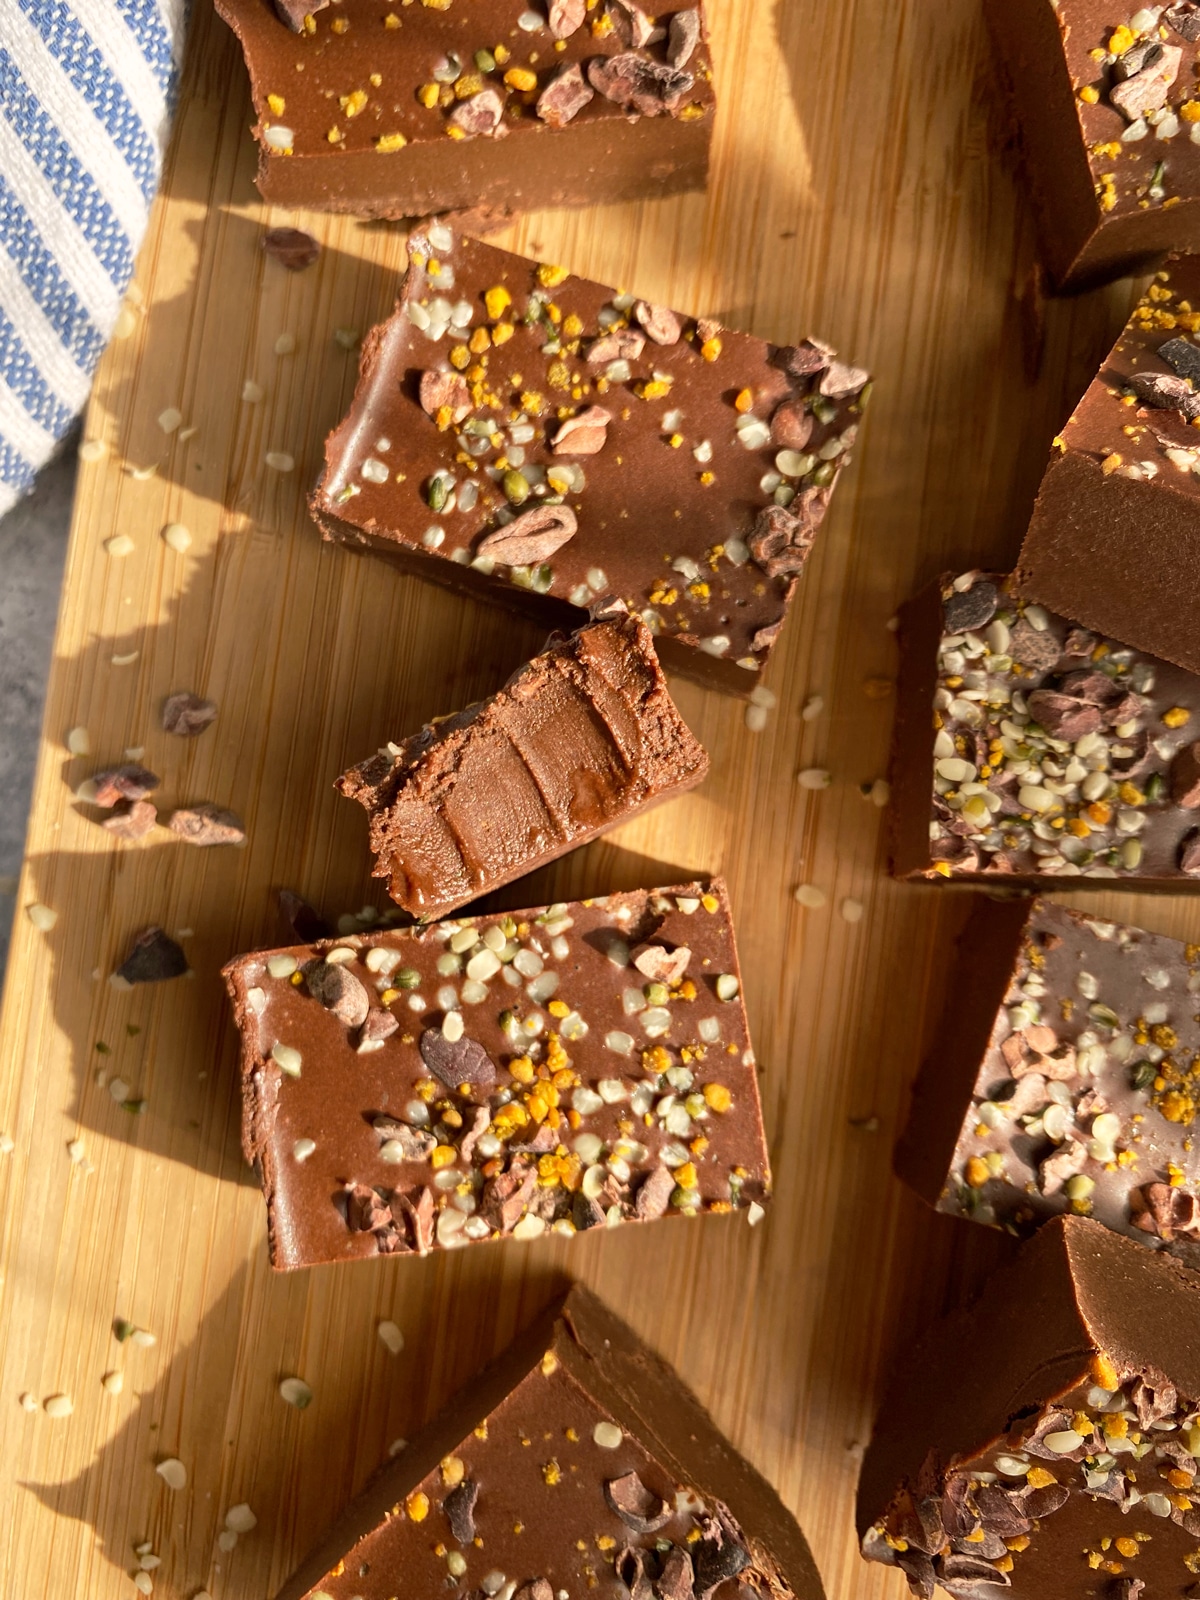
[[90, 765, 160, 807], [161, 691, 218, 737], [419, 1028, 497, 1092], [263, 227, 320, 271], [101, 800, 157, 840], [117, 926, 188, 985], [443, 1477, 478, 1543], [168, 803, 246, 846]]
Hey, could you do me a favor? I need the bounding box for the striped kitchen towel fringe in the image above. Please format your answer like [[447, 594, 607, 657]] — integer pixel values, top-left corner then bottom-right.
[[0, 0, 188, 517]]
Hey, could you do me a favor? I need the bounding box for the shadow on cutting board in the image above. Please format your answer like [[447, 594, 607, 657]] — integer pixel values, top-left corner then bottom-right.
[[22, 1248, 573, 1594]]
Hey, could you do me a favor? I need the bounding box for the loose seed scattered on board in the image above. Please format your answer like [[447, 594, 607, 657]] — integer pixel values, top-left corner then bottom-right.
[[0, 1134, 13, 1154], [161, 522, 192, 553], [242, 379, 264, 403], [217, 1531, 238, 1553], [104, 534, 135, 558], [797, 768, 831, 790], [265, 450, 295, 472], [225, 1504, 257, 1534], [101, 1371, 124, 1394], [275, 332, 296, 355], [157, 407, 182, 434], [27, 904, 57, 932], [378, 1320, 404, 1355], [156, 1458, 187, 1490], [801, 696, 824, 722], [111, 651, 140, 666], [279, 1377, 313, 1409], [333, 327, 359, 350], [840, 898, 864, 924], [18, 1391, 36, 1411], [67, 1138, 85, 1163], [750, 686, 777, 709], [134, 1572, 153, 1595], [66, 726, 90, 755], [161, 691, 217, 737], [864, 779, 890, 807], [793, 885, 827, 909], [744, 704, 769, 732], [78, 439, 106, 462], [43, 1394, 73, 1418], [112, 305, 137, 339]]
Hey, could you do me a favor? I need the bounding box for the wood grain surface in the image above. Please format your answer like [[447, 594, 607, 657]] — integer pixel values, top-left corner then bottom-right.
[[0, 3, 1189, 1598]]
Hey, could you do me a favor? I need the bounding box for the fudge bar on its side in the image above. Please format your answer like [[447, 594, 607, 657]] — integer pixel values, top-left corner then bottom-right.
[[1016, 259, 1200, 675], [221, 879, 768, 1270], [214, 0, 715, 220], [858, 1216, 1200, 1600], [275, 1284, 825, 1600], [311, 222, 869, 695], [337, 611, 708, 920], [890, 570, 1200, 887], [896, 895, 1200, 1257], [983, 0, 1200, 289]]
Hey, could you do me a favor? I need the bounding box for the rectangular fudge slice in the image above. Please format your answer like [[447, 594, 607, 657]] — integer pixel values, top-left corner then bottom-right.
[[337, 612, 708, 919], [214, 0, 714, 219], [1016, 259, 1200, 675], [858, 1216, 1200, 1600], [984, 0, 1200, 289], [897, 896, 1200, 1259], [221, 878, 768, 1271], [275, 1284, 824, 1600], [890, 570, 1200, 887], [311, 221, 869, 695]]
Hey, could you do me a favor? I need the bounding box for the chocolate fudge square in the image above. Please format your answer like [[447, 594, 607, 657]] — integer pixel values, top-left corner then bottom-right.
[[890, 571, 1200, 887], [1016, 259, 1200, 675], [275, 1284, 825, 1600], [858, 1216, 1200, 1600], [221, 880, 769, 1270], [337, 612, 708, 920], [310, 221, 870, 695], [214, 0, 715, 219], [897, 896, 1200, 1257], [985, 0, 1200, 288]]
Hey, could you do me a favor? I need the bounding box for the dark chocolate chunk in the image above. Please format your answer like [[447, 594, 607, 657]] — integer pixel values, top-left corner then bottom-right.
[[694, 1531, 750, 1594], [346, 1183, 392, 1234], [1024, 688, 1102, 739], [306, 960, 370, 1028], [262, 227, 320, 271], [1159, 335, 1200, 384], [418, 1029, 496, 1092], [90, 765, 160, 807], [942, 581, 998, 633], [605, 1473, 673, 1533], [117, 927, 188, 985], [1006, 616, 1060, 671], [587, 53, 694, 116], [615, 1547, 655, 1600], [1131, 369, 1200, 418], [277, 889, 332, 943], [161, 690, 217, 737], [656, 1548, 695, 1600], [537, 62, 594, 127], [168, 804, 246, 846], [443, 1478, 478, 1543]]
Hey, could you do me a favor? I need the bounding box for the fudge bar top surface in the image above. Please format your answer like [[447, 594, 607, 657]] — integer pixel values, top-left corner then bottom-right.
[[277, 1285, 824, 1600], [337, 612, 709, 918], [924, 897, 1200, 1247], [312, 223, 868, 676], [896, 570, 1200, 884], [1053, 257, 1200, 499], [215, 0, 715, 161], [1020, 2, 1200, 226], [858, 1218, 1200, 1599], [222, 879, 769, 1270]]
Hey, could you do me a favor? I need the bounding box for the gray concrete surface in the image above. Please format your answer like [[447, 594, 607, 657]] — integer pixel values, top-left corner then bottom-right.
[[0, 438, 76, 977]]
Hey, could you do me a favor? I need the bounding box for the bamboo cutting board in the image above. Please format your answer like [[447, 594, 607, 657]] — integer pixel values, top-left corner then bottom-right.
[[0, 3, 1189, 1598]]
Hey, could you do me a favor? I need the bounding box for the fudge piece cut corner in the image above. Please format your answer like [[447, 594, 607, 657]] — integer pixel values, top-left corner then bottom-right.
[[984, 0, 1200, 288], [214, 0, 715, 219], [890, 570, 1200, 887], [310, 221, 870, 694], [276, 1284, 825, 1600], [337, 612, 708, 920], [221, 878, 767, 1270], [858, 1215, 1200, 1600], [897, 894, 1200, 1258], [1015, 258, 1200, 675]]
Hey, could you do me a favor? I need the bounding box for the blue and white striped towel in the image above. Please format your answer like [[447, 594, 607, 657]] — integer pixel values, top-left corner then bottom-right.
[[0, 1, 188, 517]]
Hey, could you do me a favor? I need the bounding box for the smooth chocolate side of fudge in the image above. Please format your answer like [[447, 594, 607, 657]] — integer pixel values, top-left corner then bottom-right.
[[277, 1285, 825, 1600], [214, 0, 714, 220], [897, 896, 1200, 1257], [890, 570, 1200, 887], [984, 0, 1200, 289], [221, 879, 768, 1271], [311, 224, 869, 695], [858, 1216, 1200, 1600], [337, 613, 708, 919], [1016, 261, 1200, 675]]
